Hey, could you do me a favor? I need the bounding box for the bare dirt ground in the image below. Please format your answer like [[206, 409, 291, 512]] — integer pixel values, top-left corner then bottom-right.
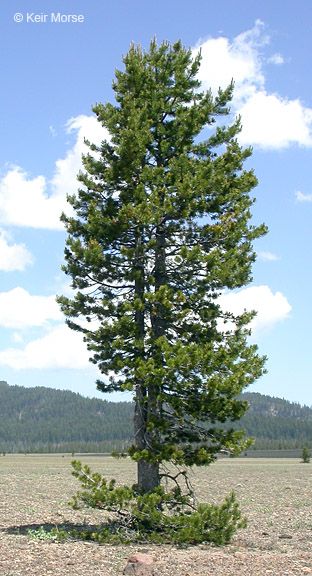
[[1, 455, 312, 575]]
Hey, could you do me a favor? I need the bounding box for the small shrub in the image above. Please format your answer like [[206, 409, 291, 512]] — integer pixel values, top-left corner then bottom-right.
[[69, 460, 246, 545], [301, 446, 310, 463]]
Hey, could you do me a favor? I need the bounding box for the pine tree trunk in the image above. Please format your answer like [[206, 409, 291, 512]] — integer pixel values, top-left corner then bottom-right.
[[136, 222, 165, 493], [137, 459, 160, 492], [134, 380, 160, 492], [133, 226, 160, 493], [133, 217, 166, 493]]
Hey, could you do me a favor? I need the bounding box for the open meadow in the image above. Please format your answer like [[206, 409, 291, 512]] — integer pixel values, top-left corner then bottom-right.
[[0, 455, 312, 575]]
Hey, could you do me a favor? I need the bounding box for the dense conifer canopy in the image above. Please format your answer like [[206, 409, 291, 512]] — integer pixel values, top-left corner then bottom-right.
[[58, 40, 267, 487]]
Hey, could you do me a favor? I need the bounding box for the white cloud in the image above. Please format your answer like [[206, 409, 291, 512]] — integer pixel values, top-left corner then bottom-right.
[[257, 251, 279, 262], [0, 287, 62, 328], [0, 115, 108, 230], [0, 230, 33, 271], [12, 332, 24, 344], [50, 115, 106, 199], [195, 20, 265, 104], [195, 22, 312, 148], [238, 92, 312, 148], [0, 169, 59, 229], [267, 53, 285, 65], [0, 285, 95, 369], [0, 324, 90, 369], [219, 285, 291, 333], [295, 190, 312, 203]]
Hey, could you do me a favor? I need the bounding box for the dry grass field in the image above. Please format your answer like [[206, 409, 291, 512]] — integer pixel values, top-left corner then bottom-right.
[[1, 455, 312, 575]]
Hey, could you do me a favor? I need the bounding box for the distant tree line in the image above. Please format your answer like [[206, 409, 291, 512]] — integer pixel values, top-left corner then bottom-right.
[[237, 393, 312, 450], [0, 381, 132, 453], [0, 383, 311, 453]]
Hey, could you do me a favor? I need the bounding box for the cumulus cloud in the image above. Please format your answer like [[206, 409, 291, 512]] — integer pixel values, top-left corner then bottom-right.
[[50, 115, 106, 199], [238, 92, 312, 148], [0, 115, 108, 230], [0, 324, 90, 370], [0, 230, 33, 271], [0, 287, 62, 329], [12, 332, 24, 344], [195, 21, 312, 148], [219, 285, 291, 333], [0, 285, 93, 369], [295, 190, 312, 203], [195, 20, 266, 103]]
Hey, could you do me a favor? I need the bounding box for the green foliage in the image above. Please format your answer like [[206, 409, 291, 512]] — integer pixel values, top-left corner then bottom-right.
[[69, 460, 246, 545], [301, 446, 310, 463], [70, 460, 134, 512], [27, 526, 68, 542], [58, 39, 267, 484]]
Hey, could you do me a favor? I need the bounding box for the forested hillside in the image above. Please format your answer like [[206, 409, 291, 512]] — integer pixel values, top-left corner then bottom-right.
[[0, 382, 311, 453], [239, 392, 312, 450], [0, 381, 132, 453]]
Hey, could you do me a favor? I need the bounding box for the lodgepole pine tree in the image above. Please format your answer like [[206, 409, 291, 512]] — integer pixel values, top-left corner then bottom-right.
[[58, 40, 267, 494]]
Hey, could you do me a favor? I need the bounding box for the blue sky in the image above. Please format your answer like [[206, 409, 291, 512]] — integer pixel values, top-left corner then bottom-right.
[[0, 1, 311, 405]]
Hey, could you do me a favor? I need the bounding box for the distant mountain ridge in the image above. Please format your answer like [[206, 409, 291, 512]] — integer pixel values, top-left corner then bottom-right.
[[0, 380, 132, 453], [0, 381, 311, 453], [238, 392, 312, 450]]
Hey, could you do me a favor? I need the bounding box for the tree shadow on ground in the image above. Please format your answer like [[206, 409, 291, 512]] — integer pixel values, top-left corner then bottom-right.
[[1, 521, 105, 541]]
